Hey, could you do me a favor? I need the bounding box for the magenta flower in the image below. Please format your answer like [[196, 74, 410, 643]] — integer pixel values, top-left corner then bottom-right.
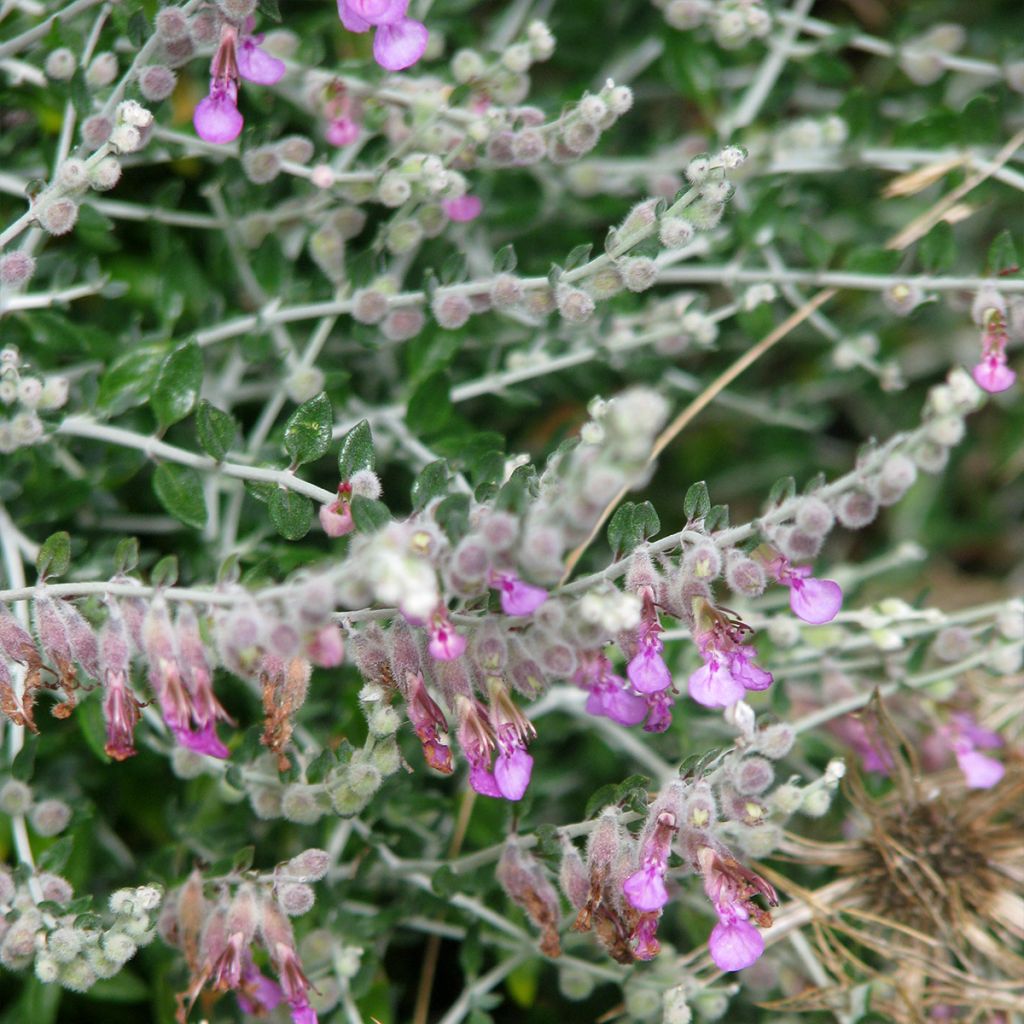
[[708, 908, 765, 972], [194, 80, 244, 144], [629, 913, 662, 961], [627, 595, 672, 694], [763, 552, 843, 624], [698, 846, 777, 973], [642, 690, 673, 733], [236, 31, 285, 85], [404, 673, 453, 773], [337, 0, 428, 72], [491, 571, 548, 616], [623, 810, 676, 913], [577, 653, 648, 726], [427, 611, 467, 660], [687, 601, 773, 708], [972, 308, 1016, 393], [442, 195, 483, 222], [456, 696, 501, 797], [319, 481, 355, 537], [488, 681, 536, 801], [940, 712, 1005, 789], [236, 958, 284, 1015], [326, 117, 360, 146], [102, 669, 142, 761], [307, 623, 345, 667], [193, 23, 284, 144], [688, 651, 746, 708]]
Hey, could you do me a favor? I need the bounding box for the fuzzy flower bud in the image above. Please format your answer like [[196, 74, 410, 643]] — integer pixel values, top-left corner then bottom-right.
[[0, 251, 36, 287]]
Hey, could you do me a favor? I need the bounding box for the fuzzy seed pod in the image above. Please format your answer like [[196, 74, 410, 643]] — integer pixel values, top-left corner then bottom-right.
[[0, 779, 32, 816], [242, 147, 281, 184], [431, 292, 472, 329], [561, 120, 599, 156], [37, 197, 79, 236], [794, 496, 835, 537], [281, 785, 324, 825], [755, 723, 795, 760], [377, 171, 411, 207], [138, 64, 177, 102], [732, 755, 775, 795], [835, 489, 878, 529], [45, 48, 76, 81], [286, 848, 330, 881], [385, 219, 424, 255], [381, 307, 425, 342], [586, 267, 623, 299], [0, 251, 36, 287], [659, 216, 696, 249], [933, 625, 974, 662]]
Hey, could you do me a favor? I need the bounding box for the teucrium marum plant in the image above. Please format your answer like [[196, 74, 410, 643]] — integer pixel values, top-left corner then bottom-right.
[[0, 0, 1021, 1022]]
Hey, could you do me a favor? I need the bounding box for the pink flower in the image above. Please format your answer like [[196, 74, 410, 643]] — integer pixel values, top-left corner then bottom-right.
[[577, 653, 649, 726], [629, 914, 661, 960], [688, 601, 773, 708], [493, 745, 533, 801], [236, 32, 286, 85], [940, 712, 1005, 789], [337, 0, 428, 72], [622, 811, 677, 913], [688, 653, 746, 708], [708, 909, 765, 972], [763, 554, 843, 624], [972, 308, 1016, 393], [488, 681, 536, 801], [954, 745, 1005, 789], [627, 599, 672, 694], [193, 23, 283, 144], [404, 674, 453, 773], [326, 116, 360, 146], [642, 690, 673, 733], [319, 485, 354, 537], [442, 195, 483, 222], [102, 669, 141, 761], [236, 959, 284, 1015], [491, 572, 548, 616], [307, 624, 344, 667], [194, 79, 244, 144], [427, 612, 466, 660]]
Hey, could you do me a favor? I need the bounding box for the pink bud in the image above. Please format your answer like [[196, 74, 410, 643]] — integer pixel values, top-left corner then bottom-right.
[[307, 624, 344, 667], [442, 194, 483, 222]]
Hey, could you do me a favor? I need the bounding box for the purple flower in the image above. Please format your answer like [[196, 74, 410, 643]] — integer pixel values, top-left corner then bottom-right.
[[194, 79, 244, 144], [623, 811, 676, 913], [319, 488, 354, 536], [337, 0, 428, 72], [493, 745, 533, 801], [443, 195, 483, 222], [727, 646, 773, 691], [708, 909, 765, 972], [288, 1000, 319, 1024], [193, 22, 284, 144], [175, 719, 230, 759], [488, 681, 536, 801], [627, 638, 671, 694], [404, 674, 453, 773], [688, 653, 746, 708], [577, 653, 648, 725], [788, 574, 843, 624], [954, 744, 1005, 789], [236, 960, 284, 1015], [642, 690, 673, 733], [236, 32, 285, 85], [491, 572, 548, 617], [629, 914, 661, 960], [102, 669, 141, 761]]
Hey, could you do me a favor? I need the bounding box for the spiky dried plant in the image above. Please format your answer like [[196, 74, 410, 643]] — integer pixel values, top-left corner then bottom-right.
[[749, 695, 1024, 1022]]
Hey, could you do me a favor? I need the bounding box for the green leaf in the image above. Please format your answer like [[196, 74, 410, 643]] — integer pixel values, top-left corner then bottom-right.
[[683, 480, 711, 521], [705, 504, 730, 532], [151, 554, 179, 588], [68, 68, 91, 118], [411, 459, 450, 512], [493, 244, 517, 273], [232, 845, 256, 872], [74, 203, 119, 253], [406, 371, 452, 436], [83, 971, 149, 1003], [126, 9, 148, 46], [987, 229, 1019, 276], [337, 419, 376, 478], [284, 392, 333, 466], [77, 697, 111, 763], [257, 0, 281, 22], [841, 246, 902, 275], [38, 836, 73, 873], [151, 340, 203, 430], [564, 242, 593, 271], [152, 464, 208, 529], [918, 221, 956, 273], [350, 496, 390, 533], [195, 400, 237, 461], [435, 493, 470, 543], [11, 734, 38, 781], [268, 489, 313, 540], [113, 537, 139, 574], [36, 531, 70, 580], [440, 251, 467, 285], [767, 475, 796, 507], [584, 783, 619, 819], [634, 501, 660, 542], [431, 865, 458, 897], [98, 343, 168, 413], [606, 503, 636, 558]]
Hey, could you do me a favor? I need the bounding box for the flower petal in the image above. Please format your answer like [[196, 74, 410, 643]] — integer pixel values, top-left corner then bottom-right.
[[708, 917, 764, 972], [237, 39, 286, 85], [972, 358, 1016, 393], [623, 867, 668, 913], [627, 649, 672, 694], [955, 748, 1005, 789], [688, 659, 745, 708], [372, 18, 428, 71], [193, 83, 243, 144], [789, 576, 843, 624], [494, 747, 533, 800]]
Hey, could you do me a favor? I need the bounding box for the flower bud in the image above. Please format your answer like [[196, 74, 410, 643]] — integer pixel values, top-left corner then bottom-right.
[[56, 159, 88, 192], [88, 156, 122, 191], [381, 307, 425, 342], [724, 552, 766, 597], [385, 219, 423, 255], [451, 48, 484, 82], [352, 288, 389, 324], [800, 787, 831, 817], [250, 785, 283, 819], [0, 251, 36, 287], [659, 216, 695, 249], [108, 124, 141, 154], [933, 625, 974, 662], [29, 799, 71, 836], [102, 931, 137, 964], [171, 747, 208, 779], [431, 292, 472, 329], [732, 755, 775, 795], [37, 197, 79, 236], [683, 542, 721, 581], [872, 453, 917, 506], [281, 784, 324, 825], [86, 52, 118, 89], [156, 7, 189, 40], [512, 129, 546, 165], [47, 926, 82, 963], [39, 873, 73, 903], [835, 489, 877, 529], [377, 171, 411, 207], [555, 285, 595, 323], [619, 256, 658, 292], [81, 115, 112, 149], [59, 957, 97, 991], [278, 882, 315, 916], [286, 848, 330, 882], [606, 84, 633, 116], [286, 366, 325, 404], [0, 779, 32, 815], [559, 965, 595, 1001], [561, 121, 599, 156], [489, 273, 525, 309], [139, 64, 177, 102], [242, 147, 281, 184], [45, 47, 76, 81], [577, 95, 608, 125], [795, 496, 835, 537], [502, 43, 532, 74], [663, 986, 693, 1024]]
